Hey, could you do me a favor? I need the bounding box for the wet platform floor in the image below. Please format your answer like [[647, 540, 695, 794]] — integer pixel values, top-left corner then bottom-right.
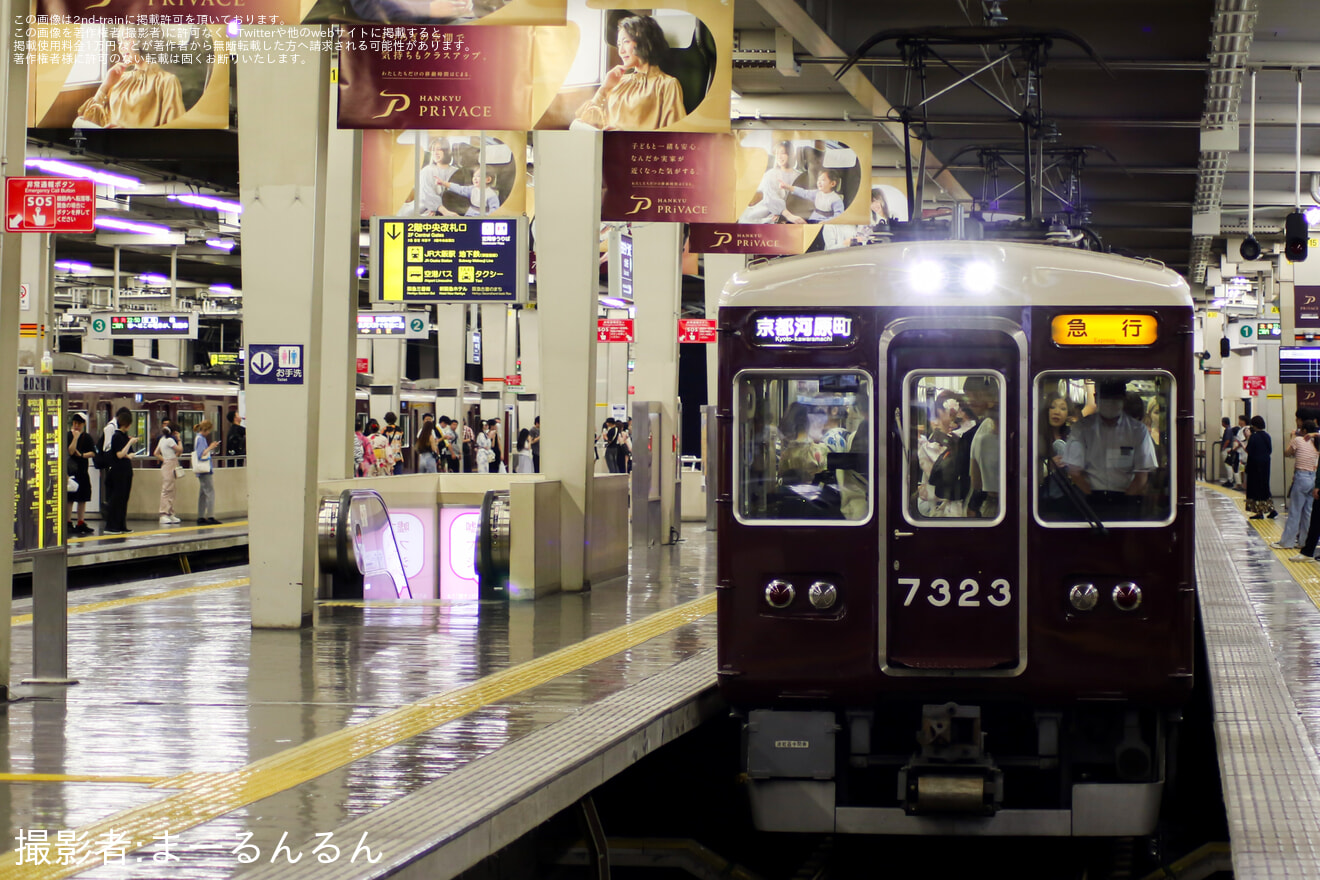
[[1, 530, 717, 878]]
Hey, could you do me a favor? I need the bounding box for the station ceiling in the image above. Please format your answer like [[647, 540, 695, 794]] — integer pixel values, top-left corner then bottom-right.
[[30, 0, 1320, 300]]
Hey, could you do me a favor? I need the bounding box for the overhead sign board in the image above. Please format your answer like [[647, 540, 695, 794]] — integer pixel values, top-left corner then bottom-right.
[[597, 319, 634, 343], [749, 314, 855, 347], [372, 216, 527, 304], [89, 313, 198, 340], [208, 352, 240, 367], [357, 312, 429, 338], [248, 344, 304, 386], [5, 177, 94, 233]]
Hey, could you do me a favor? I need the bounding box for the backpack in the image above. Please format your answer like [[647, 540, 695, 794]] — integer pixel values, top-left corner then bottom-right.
[[93, 431, 114, 469]]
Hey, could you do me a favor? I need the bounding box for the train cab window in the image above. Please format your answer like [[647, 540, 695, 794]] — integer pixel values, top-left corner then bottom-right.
[[1036, 373, 1173, 526], [734, 372, 871, 524], [904, 373, 1005, 525]]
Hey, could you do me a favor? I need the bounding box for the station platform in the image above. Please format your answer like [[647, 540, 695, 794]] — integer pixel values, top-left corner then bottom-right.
[[12, 519, 248, 577], [1196, 485, 1320, 878], [1, 531, 718, 879]]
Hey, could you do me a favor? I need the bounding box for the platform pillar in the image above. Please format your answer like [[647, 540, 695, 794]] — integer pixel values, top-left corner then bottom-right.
[[18, 233, 52, 371], [0, 0, 25, 692], [318, 115, 361, 482], [534, 131, 601, 589], [630, 223, 683, 544], [237, 29, 334, 628]]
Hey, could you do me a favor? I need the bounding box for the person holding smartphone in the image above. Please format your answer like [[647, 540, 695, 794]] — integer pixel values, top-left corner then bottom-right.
[[103, 410, 138, 534], [194, 420, 222, 526]]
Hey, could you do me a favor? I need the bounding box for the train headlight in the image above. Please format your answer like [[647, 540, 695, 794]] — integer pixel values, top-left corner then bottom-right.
[[960, 261, 997, 294], [808, 581, 837, 609], [909, 260, 947, 293], [765, 579, 795, 609], [1068, 582, 1099, 611], [1112, 582, 1143, 612]]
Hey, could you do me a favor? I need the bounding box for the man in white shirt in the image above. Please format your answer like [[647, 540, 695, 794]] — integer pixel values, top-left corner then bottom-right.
[[1064, 379, 1157, 517]]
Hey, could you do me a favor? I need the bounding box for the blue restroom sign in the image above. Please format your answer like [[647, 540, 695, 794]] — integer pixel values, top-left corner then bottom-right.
[[248, 344, 304, 385]]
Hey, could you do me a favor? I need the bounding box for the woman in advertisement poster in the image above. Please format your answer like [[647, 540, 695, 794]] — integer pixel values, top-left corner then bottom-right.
[[739, 140, 800, 224], [75, 24, 186, 129], [576, 16, 687, 131]]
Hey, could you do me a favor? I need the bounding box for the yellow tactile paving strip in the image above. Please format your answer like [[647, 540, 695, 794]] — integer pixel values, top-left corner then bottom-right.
[[67, 520, 249, 544], [0, 774, 169, 786], [1199, 481, 1320, 608], [0, 592, 717, 879], [9, 579, 250, 628]]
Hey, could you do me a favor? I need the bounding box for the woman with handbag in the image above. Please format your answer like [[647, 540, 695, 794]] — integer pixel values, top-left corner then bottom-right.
[[193, 420, 222, 525], [154, 425, 182, 525], [66, 413, 96, 535]]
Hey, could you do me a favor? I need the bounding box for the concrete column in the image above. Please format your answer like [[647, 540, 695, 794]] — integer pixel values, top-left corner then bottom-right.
[[534, 131, 601, 589], [317, 112, 361, 482], [0, 0, 29, 694], [369, 334, 403, 422], [158, 339, 184, 369], [703, 253, 745, 404], [238, 28, 333, 628], [132, 339, 151, 359], [630, 223, 683, 544], [480, 303, 508, 420], [519, 307, 541, 395], [504, 306, 519, 434], [601, 307, 629, 414], [436, 304, 466, 425]]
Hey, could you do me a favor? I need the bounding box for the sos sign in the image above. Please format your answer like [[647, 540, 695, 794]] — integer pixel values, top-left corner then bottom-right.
[[5, 178, 96, 233]]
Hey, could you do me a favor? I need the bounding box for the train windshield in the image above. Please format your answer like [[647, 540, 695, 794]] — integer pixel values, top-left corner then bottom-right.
[[734, 372, 871, 523], [1036, 373, 1174, 525], [904, 373, 1005, 525]]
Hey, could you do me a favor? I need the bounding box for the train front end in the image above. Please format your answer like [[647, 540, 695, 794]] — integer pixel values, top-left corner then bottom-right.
[[716, 241, 1195, 836]]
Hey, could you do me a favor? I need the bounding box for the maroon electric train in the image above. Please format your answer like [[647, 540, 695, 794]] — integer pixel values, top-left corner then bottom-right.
[[716, 239, 1194, 836]]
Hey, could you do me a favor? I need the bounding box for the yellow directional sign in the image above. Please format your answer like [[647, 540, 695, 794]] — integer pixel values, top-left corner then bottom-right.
[[372, 216, 527, 303]]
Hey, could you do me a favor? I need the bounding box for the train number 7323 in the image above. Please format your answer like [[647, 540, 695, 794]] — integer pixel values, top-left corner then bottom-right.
[[898, 578, 1012, 608]]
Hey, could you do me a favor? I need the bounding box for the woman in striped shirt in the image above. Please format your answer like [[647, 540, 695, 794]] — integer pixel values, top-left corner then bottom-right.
[[1273, 420, 1320, 548]]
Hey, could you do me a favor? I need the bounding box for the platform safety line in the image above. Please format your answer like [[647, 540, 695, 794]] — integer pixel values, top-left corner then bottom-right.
[[1198, 481, 1320, 608], [67, 520, 249, 545], [9, 578, 250, 627], [0, 593, 717, 879], [0, 773, 171, 786]]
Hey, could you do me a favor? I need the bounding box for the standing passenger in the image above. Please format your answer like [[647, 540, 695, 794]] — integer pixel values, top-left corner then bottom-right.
[[1273, 420, 1318, 549], [194, 420, 221, 526], [416, 424, 439, 473], [1244, 415, 1276, 520], [154, 424, 182, 525], [103, 410, 138, 534], [66, 413, 95, 535], [530, 415, 541, 473], [225, 410, 246, 465]]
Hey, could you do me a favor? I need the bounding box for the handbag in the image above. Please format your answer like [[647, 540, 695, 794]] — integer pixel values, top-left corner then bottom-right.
[[193, 455, 212, 475], [175, 466, 187, 479], [67, 476, 78, 493]]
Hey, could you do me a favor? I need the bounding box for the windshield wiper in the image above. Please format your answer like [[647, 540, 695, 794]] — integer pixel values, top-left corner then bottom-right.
[[1047, 460, 1107, 535]]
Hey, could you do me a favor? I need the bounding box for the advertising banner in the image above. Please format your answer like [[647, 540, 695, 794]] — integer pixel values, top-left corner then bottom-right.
[[608, 128, 872, 228], [339, 0, 731, 133], [688, 223, 817, 255], [27, 23, 231, 130], [361, 129, 527, 220], [36, 0, 558, 26], [1296, 285, 1320, 329], [305, 0, 565, 26]]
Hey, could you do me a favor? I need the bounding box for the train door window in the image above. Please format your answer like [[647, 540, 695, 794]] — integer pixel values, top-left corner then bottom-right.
[[903, 372, 1005, 525], [734, 371, 872, 524], [175, 410, 204, 452], [131, 410, 149, 455], [1035, 373, 1173, 526]]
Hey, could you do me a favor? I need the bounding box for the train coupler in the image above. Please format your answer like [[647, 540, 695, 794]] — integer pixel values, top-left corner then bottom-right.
[[898, 703, 1004, 815]]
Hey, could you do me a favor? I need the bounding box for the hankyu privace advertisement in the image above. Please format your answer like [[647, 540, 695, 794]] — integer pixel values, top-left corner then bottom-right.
[[337, 0, 731, 132], [26, 23, 231, 129], [360, 129, 528, 220]]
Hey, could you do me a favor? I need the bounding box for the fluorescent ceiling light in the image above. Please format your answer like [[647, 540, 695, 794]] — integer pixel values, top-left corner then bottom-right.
[[356, 265, 367, 278], [54, 260, 93, 273], [25, 158, 140, 189], [599, 297, 628, 308], [169, 193, 243, 213], [139, 273, 170, 285], [209, 284, 234, 292], [205, 239, 236, 251], [95, 217, 170, 235]]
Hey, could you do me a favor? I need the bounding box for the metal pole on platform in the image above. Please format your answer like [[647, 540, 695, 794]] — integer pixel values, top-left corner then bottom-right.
[[25, 548, 76, 685]]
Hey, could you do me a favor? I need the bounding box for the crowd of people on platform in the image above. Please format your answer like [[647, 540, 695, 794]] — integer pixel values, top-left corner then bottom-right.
[[353, 413, 541, 477]]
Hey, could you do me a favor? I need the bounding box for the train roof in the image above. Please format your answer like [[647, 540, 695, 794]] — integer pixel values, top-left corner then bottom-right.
[[720, 241, 1193, 311]]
